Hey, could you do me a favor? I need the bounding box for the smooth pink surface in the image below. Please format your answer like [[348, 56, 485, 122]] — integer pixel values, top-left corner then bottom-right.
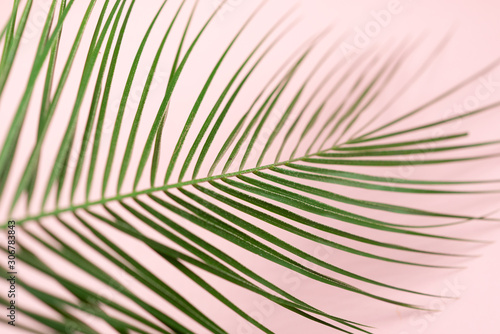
[[1, 1, 499, 333]]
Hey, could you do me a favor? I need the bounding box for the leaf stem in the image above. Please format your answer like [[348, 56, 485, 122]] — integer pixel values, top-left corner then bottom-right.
[[9, 147, 334, 226]]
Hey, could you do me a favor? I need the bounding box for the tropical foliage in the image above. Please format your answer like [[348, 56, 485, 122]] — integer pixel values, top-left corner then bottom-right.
[[0, 0, 499, 333]]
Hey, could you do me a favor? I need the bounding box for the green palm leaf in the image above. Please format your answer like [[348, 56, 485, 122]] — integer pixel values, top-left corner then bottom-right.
[[1, 1, 499, 333]]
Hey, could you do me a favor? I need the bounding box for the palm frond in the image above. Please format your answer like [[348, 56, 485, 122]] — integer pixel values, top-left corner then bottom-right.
[[1, 0, 499, 333]]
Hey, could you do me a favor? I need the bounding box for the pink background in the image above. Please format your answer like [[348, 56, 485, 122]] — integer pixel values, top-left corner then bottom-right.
[[1, 0, 500, 333]]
